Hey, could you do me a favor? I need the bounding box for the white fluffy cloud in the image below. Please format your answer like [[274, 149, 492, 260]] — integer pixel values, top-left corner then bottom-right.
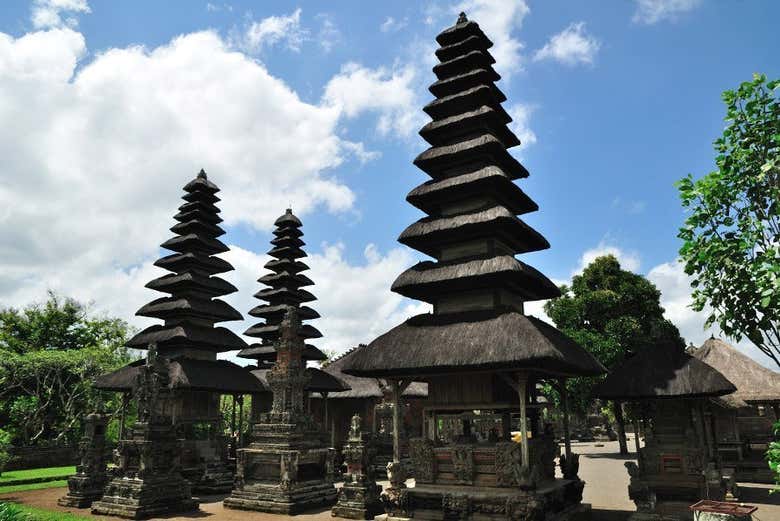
[[632, 0, 702, 25], [380, 17, 408, 33], [323, 62, 421, 138], [31, 0, 90, 29], [452, 0, 530, 78], [533, 22, 600, 66], [239, 8, 308, 52], [0, 26, 386, 316], [576, 242, 641, 274], [507, 103, 537, 150]]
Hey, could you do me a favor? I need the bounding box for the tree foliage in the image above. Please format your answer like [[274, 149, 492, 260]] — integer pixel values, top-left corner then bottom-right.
[[543, 255, 684, 414], [677, 73, 780, 367], [0, 293, 133, 446], [769, 421, 780, 492]]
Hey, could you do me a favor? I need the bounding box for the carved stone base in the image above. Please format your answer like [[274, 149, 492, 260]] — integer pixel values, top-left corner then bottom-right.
[[332, 479, 383, 519], [57, 474, 107, 508], [223, 481, 337, 514], [91, 475, 198, 519], [188, 459, 235, 494]]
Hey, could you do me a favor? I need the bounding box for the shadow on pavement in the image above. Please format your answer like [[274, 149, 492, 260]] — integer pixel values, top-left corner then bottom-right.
[[591, 508, 632, 521], [737, 484, 780, 506]]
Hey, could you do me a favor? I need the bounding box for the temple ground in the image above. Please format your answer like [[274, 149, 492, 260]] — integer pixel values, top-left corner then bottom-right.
[[2, 440, 778, 520]]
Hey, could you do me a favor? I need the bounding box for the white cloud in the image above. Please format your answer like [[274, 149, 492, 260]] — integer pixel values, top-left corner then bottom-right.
[[380, 16, 408, 33], [206, 3, 232, 13], [341, 141, 381, 164], [451, 0, 530, 78], [533, 22, 600, 66], [240, 8, 308, 52], [316, 14, 341, 53], [0, 27, 385, 320], [507, 103, 537, 150], [576, 242, 641, 274], [323, 62, 421, 138], [31, 0, 90, 29], [612, 197, 647, 214], [632, 0, 702, 25]]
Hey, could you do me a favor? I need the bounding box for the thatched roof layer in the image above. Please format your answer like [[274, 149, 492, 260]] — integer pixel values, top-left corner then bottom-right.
[[250, 367, 350, 393], [237, 343, 327, 361], [594, 342, 736, 400], [312, 345, 428, 400], [94, 358, 265, 394], [127, 169, 246, 354], [691, 337, 780, 407], [342, 310, 606, 378]]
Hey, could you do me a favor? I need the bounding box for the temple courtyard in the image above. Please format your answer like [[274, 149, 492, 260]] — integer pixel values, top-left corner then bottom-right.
[[2, 440, 778, 521]]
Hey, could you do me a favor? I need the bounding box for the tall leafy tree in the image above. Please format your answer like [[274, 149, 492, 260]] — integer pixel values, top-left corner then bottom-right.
[[677, 74, 779, 367], [0, 293, 132, 445], [544, 255, 684, 454]]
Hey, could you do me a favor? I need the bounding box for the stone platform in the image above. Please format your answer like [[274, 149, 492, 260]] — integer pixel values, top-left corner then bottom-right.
[[91, 475, 198, 519]]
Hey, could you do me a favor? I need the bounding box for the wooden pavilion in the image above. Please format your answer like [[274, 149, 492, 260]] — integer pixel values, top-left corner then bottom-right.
[[94, 170, 264, 494], [690, 337, 780, 483], [595, 342, 737, 517], [343, 13, 605, 521]]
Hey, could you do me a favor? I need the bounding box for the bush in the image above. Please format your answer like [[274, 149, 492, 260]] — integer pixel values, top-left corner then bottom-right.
[[0, 502, 25, 521], [769, 421, 780, 492], [0, 430, 11, 478]]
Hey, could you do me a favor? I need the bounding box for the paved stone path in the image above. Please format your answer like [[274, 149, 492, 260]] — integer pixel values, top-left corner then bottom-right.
[[2, 440, 778, 520]]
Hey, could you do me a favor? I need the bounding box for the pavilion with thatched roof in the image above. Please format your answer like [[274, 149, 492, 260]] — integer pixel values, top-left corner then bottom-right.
[[594, 342, 736, 516], [690, 337, 780, 483]]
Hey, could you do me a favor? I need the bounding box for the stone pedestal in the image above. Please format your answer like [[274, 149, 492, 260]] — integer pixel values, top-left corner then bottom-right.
[[332, 415, 383, 519], [58, 411, 109, 508]]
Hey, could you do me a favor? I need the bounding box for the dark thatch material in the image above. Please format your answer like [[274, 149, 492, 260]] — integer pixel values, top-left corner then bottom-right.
[[341, 310, 606, 378], [423, 85, 508, 121], [392, 255, 560, 302], [413, 134, 529, 180], [126, 323, 247, 351], [420, 105, 517, 148], [594, 342, 737, 400], [94, 358, 265, 394], [310, 345, 428, 400], [237, 343, 328, 362], [691, 337, 780, 408], [250, 367, 350, 394]]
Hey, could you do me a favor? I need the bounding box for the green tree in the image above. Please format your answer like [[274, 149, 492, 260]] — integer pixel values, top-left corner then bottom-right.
[[544, 255, 684, 454], [677, 74, 780, 367], [769, 421, 780, 491], [0, 293, 133, 446]]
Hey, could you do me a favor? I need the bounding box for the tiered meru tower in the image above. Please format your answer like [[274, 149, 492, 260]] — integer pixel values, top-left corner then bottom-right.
[[94, 170, 262, 497], [224, 209, 337, 515], [344, 14, 604, 521]]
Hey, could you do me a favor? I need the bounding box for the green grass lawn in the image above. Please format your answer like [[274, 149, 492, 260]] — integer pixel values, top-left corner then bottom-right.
[[0, 468, 76, 484], [0, 480, 68, 495], [0, 501, 93, 520]]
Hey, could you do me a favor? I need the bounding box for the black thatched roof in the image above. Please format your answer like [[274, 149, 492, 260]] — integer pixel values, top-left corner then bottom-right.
[[126, 169, 247, 354], [311, 345, 428, 400], [238, 343, 328, 362], [342, 310, 606, 378], [691, 337, 780, 407], [94, 358, 265, 394], [250, 367, 350, 393], [594, 342, 737, 400], [241, 209, 322, 355]]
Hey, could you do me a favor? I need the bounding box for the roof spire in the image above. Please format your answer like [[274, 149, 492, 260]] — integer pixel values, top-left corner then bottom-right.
[[457, 12, 467, 24], [198, 168, 207, 179]]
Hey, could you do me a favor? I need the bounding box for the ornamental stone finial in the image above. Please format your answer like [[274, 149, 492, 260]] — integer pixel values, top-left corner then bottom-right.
[[197, 168, 207, 179], [457, 12, 467, 24]]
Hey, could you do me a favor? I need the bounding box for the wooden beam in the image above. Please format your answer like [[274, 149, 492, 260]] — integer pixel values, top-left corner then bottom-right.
[[391, 380, 404, 463], [517, 373, 529, 470], [559, 378, 571, 461]]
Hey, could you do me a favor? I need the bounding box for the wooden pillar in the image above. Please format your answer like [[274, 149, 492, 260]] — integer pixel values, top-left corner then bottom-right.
[[238, 394, 244, 447], [372, 400, 378, 434], [633, 415, 642, 467], [119, 392, 129, 441], [517, 373, 529, 470], [231, 394, 237, 434], [559, 379, 572, 461], [323, 392, 329, 431]]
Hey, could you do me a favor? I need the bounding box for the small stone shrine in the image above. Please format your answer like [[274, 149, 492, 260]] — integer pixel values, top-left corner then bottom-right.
[[332, 414, 383, 519], [224, 306, 337, 514], [343, 12, 605, 521], [92, 346, 198, 519], [58, 410, 109, 508], [595, 342, 737, 520]]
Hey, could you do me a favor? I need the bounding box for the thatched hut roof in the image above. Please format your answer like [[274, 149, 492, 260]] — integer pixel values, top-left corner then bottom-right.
[[594, 342, 736, 400], [342, 310, 606, 378], [691, 337, 780, 408], [250, 367, 350, 394], [94, 358, 266, 394], [310, 345, 428, 400]]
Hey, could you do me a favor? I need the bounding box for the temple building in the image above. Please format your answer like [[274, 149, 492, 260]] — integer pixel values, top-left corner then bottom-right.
[[343, 13, 605, 521], [690, 337, 780, 483], [223, 209, 343, 514], [595, 342, 737, 517], [94, 170, 264, 494]]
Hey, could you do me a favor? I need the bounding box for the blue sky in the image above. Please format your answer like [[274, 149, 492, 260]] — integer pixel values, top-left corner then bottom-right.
[[1, 0, 777, 366]]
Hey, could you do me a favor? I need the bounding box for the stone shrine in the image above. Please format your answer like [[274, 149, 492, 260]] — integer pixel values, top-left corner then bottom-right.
[[58, 410, 109, 508], [332, 414, 383, 519], [91, 346, 198, 519], [224, 306, 337, 514]]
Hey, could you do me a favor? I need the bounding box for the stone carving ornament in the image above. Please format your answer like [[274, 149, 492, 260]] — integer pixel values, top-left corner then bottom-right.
[[408, 437, 436, 483], [451, 445, 474, 485]]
